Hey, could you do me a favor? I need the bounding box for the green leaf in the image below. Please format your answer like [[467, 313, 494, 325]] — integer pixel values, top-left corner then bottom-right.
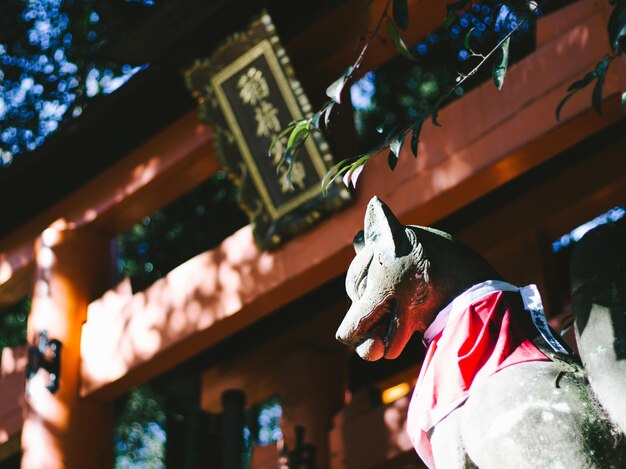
[[343, 163, 365, 188], [492, 36, 510, 90], [326, 67, 353, 104], [595, 54, 610, 78], [283, 144, 304, 190], [326, 77, 347, 104], [592, 55, 610, 115], [567, 71, 597, 92], [343, 155, 371, 188], [276, 147, 293, 175], [323, 101, 335, 127], [443, 12, 457, 30], [608, 0, 626, 53], [277, 136, 305, 177], [322, 159, 350, 193], [410, 118, 424, 157], [386, 19, 415, 60], [384, 125, 400, 144], [444, 0, 470, 29], [311, 110, 322, 129], [389, 133, 404, 157], [393, 0, 409, 30], [555, 91, 576, 122], [431, 111, 441, 127], [331, 164, 352, 190], [287, 121, 310, 149], [282, 158, 294, 190], [387, 150, 398, 171], [591, 80, 604, 114], [464, 27, 475, 51], [268, 123, 296, 157], [556, 69, 598, 121]]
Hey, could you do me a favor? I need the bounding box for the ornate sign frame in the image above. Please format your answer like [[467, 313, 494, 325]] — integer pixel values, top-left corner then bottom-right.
[[185, 14, 351, 250]]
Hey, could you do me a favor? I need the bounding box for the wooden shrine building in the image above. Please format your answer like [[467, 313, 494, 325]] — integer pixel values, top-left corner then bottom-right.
[[0, 0, 625, 467]]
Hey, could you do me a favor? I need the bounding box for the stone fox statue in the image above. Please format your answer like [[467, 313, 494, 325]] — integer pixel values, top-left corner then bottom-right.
[[336, 196, 626, 469]]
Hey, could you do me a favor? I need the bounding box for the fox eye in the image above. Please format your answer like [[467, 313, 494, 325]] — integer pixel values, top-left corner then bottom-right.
[[353, 255, 373, 298], [357, 275, 368, 296]]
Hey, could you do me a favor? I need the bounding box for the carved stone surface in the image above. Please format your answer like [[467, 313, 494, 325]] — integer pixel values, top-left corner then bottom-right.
[[571, 223, 626, 436], [336, 196, 626, 468]]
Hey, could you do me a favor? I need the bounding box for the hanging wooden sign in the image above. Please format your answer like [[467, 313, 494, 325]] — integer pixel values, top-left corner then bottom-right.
[[185, 13, 351, 251]]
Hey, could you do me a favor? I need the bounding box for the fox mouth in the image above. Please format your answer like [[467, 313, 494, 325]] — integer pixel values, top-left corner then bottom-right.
[[356, 295, 398, 352]]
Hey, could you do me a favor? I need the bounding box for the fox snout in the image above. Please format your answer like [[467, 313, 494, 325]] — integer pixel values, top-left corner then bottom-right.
[[335, 309, 362, 347], [335, 323, 355, 346], [335, 330, 351, 346]]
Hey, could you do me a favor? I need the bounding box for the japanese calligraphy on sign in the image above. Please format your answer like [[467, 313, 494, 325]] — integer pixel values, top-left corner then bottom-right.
[[236, 68, 306, 192], [185, 13, 350, 250], [237, 67, 269, 105]]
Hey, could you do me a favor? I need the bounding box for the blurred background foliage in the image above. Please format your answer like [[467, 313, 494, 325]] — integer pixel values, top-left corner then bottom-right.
[[349, 0, 575, 151], [116, 170, 248, 292], [114, 384, 167, 468], [0, 0, 149, 163], [0, 297, 29, 350]]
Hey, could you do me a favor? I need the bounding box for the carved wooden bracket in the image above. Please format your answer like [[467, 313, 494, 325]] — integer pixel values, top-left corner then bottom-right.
[[26, 330, 62, 394]]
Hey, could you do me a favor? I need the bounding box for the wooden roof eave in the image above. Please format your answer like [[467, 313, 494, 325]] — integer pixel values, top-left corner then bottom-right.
[[0, 112, 218, 310]]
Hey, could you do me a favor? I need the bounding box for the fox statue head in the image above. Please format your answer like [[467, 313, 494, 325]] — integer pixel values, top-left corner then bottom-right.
[[336, 196, 501, 361]]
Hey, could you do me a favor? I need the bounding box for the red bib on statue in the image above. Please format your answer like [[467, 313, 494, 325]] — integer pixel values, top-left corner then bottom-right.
[[407, 282, 550, 468]]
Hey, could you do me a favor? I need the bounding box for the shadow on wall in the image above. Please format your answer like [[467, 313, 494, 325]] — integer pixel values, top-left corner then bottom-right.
[[0, 346, 27, 446], [329, 391, 425, 469], [81, 224, 283, 396]]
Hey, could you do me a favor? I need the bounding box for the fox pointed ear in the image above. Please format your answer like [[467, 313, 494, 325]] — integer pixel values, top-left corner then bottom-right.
[[363, 196, 412, 256]]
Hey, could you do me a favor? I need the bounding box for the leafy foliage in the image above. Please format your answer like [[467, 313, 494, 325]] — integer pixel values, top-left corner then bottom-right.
[[492, 36, 510, 89], [0, 297, 30, 350], [393, 0, 409, 30], [386, 19, 416, 60], [116, 171, 248, 292], [274, 0, 542, 192], [339, 0, 548, 191], [326, 67, 353, 105], [114, 384, 166, 469], [609, 0, 626, 53], [556, 54, 613, 121], [241, 396, 283, 465], [0, 0, 149, 164], [273, 0, 625, 192], [445, 0, 471, 30]]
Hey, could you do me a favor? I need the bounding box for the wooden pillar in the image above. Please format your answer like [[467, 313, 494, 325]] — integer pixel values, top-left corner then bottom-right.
[[221, 389, 246, 469], [21, 224, 115, 469], [278, 347, 345, 469], [163, 374, 213, 469]]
